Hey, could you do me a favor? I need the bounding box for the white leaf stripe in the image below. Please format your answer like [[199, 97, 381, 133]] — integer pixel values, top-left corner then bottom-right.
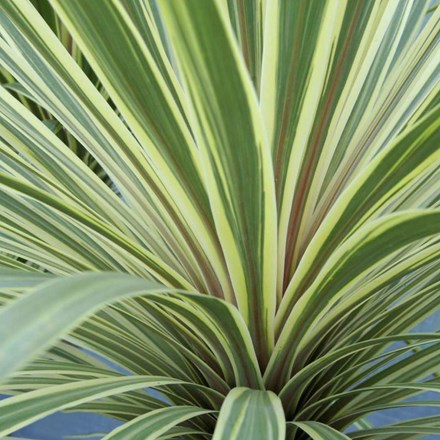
[[272, 0, 346, 289], [0, 376, 185, 436], [289, 421, 350, 440], [264, 1, 440, 292], [267, 210, 440, 389], [225, 0, 264, 89], [278, 105, 440, 326], [47, 0, 234, 298], [0, 273, 167, 380], [296, 382, 440, 424], [0, 1, 439, 438], [157, 0, 277, 365], [0, 1, 231, 297], [143, 294, 263, 389], [103, 405, 214, 440], [293, 243, 440, 365], [0, 173, 190, 286], [279, 333, 440, 416]]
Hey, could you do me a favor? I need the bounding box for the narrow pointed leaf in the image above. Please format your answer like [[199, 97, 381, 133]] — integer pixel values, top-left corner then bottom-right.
[[0, 376, 184, 436], [157, 0, 277, 365], [0, 272, 166, 380], [289, 421, 350, 439], [103, 405, 213, 440]]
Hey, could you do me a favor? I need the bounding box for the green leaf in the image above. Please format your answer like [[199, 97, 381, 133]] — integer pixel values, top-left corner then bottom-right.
[[0, 171, 190, 286], [157, 0, 278, 364], [0, 0, 230, 296], [0, 375, 184, 436], [0, 267, 53, 289], [225, 0, 264, 89], [46, 0, 232, 298], [0, 0, 439, 437], [0, 270, 262, 391], [266, 1, 440, 291], [0, 272, 166, 381], [212, 387, 285, 440], [348, 415, 440, 438], [267, 210, 440, 388], [277, 104, 440, 328], [289, 421, 350, 439], [296, 382, 440, 419], [148, 294, 263, 389], [103, 405, 214, 440], [279, 334, 440, 410]]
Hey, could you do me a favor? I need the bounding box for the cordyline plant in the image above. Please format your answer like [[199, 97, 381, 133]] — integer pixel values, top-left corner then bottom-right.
[[0, 0, 439, 439]]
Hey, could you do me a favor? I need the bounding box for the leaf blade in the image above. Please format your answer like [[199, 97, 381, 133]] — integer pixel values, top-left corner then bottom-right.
[[157, 0, 278, 365], [103, 405, 213, 440], [212, 387, 285, 440]]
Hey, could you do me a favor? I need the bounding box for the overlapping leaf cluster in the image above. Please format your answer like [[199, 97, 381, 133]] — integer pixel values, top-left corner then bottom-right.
[[0, 1, 439, 439]]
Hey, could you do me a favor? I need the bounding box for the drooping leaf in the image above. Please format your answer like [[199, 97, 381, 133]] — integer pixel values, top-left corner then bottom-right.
[[103, 405, 214, 440]]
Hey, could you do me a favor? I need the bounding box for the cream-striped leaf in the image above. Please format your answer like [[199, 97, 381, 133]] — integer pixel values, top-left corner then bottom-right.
[[289, 421, 350, 440], [212, 387, 285, 440], [103, 405, 214, 440], [157, 0, 277, 365]]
